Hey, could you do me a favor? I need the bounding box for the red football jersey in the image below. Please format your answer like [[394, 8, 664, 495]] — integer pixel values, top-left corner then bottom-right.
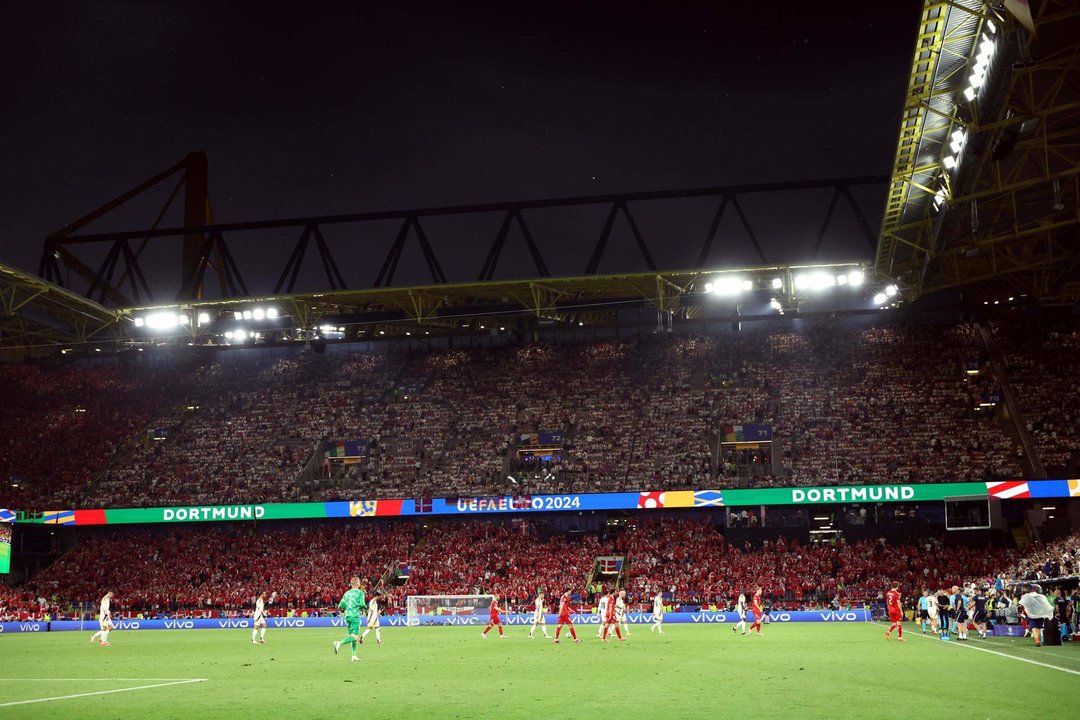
[[752, 592, 763, 612], [490, 598, 500, 615], [558, 593, 572, 617], [885, 589, 900, 612]]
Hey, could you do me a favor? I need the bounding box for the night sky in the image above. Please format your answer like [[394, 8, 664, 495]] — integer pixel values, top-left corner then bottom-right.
[[0, 1, 919, 294]]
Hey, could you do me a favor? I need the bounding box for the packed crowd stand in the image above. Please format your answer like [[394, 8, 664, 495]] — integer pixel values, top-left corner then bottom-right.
[[991, 321, 1080, 476], [3, 517, 1072, 623], [1, 316, 1066, 511]]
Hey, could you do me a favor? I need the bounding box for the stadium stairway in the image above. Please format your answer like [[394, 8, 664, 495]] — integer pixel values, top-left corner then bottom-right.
[[976, 321, 1047, 478]]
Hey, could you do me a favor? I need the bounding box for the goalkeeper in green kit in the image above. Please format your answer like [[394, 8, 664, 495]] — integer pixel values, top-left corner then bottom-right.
[[333, 576, 367, 662]]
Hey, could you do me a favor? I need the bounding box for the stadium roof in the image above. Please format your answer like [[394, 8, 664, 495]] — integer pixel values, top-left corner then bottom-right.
[[875, 0, 1080, 303], [0, 262, 121, 356], [0, 260, 879, 357]]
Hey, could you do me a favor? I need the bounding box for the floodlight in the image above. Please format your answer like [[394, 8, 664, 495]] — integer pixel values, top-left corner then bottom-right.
[[873, 293, 887, 305], [943, 155, 957, 170], [233, 312, 243, 320], [197, 312, 211, 325], [771, 278, 782, 289], [225, 330, 235, 340], [847, 270, 865, 286], [242, 310, 253, 320], [253, 308, 266, 321], [145, 312, 178, 330], [885, 285, 898, 297], [266, 308, 279, 319], [963, 87, 976, 102], [133, 317, 145, 328], [710, 276, 748, 296]]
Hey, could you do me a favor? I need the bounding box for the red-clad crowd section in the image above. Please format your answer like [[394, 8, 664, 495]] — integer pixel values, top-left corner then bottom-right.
[[3, 518, 1074, 621]]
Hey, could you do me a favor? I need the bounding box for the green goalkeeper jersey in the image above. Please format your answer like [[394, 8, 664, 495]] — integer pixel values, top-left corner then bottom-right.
[[338, 588, 367, 618]]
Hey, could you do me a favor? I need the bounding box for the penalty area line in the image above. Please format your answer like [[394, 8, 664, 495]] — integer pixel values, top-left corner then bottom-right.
[[0, 678, 207, 707], [873, 622, 1080, 677]]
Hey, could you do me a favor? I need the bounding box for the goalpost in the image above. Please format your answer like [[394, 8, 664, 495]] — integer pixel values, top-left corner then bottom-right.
[[406, 595, 493, 626]]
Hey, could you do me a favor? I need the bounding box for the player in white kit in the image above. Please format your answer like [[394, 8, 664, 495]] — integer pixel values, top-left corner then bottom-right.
[[360, 592, 383, 645], [252, 591, 268, 644], [528, 590, 550, 639], [596, 590, 611, 638], [615, 590, 631, 637], [89, 591, 115, 646], [733, 592, 748, 635], [650, 591, 664, 634]]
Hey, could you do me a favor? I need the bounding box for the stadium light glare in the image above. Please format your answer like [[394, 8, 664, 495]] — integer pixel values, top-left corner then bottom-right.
[[709, 276, 748, 296], [769, 298, 782, 311], [836, 274, 848, 285], [980, 37, 995, 55], [969, 72, 985, 89], [266, 307, 279, 319], [963, 87, 977, 102], [873, 292, 887, 305], [771, 278, 782, 289], [144, 312, 178, 330], [197, 312, 211, 325], [704, 282, 714, 293], [225, 330, 235, 340], [242, 310, 253, 320], [986, 19, 996, 34], [178, 314, 190, 326], [233, 311, 243, 320], [133, 317, 145, 327], [794, 272, 835, 291], [885, 285, 897, 297], [943, 155, 957, 170], [847, 270, 865, 287], [234, 329, 248, 341], [253, 308, 266, 321]]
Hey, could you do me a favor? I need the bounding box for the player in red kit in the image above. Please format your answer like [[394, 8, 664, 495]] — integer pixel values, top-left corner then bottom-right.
[[481, 593, 505, 638], [600, 589, 624, 642], [553, 588, 582, 644], [884, 582, 905, 642], [748, 587, 764, 635]]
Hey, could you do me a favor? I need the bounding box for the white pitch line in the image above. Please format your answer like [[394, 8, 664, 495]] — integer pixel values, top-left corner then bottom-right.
[[0, 678, 207, 707], [0, 678, 200, 681], [875, 622, 1080, 677]]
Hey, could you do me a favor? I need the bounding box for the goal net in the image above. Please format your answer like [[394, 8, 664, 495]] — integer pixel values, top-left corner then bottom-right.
[[406, 595, 493, 626]]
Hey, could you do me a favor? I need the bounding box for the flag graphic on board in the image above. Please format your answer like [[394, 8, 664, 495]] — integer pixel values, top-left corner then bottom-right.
[[42, 510, 76, 525], [638, 492, 666, 509], [693, 490, 725, 507], [1068, 479, 1080, 497], [348, 500, 377, 517], [986, 480, 1031, 499], [0, 508, 15, 523]]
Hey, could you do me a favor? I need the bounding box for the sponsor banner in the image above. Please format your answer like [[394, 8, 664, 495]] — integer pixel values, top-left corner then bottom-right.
[[16, 481, 1077, 526], [21, 610, 871, 633]]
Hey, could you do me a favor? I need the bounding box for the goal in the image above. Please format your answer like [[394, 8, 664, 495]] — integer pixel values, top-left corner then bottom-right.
[[406, 595, 493, 626]]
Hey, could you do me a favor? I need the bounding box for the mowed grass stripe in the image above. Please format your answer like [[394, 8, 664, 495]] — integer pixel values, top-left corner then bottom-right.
[[0, 625, 1075, 720]]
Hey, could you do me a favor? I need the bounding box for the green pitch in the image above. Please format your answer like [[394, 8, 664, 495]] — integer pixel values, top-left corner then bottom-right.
[[1, 624, 1077, 719]]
